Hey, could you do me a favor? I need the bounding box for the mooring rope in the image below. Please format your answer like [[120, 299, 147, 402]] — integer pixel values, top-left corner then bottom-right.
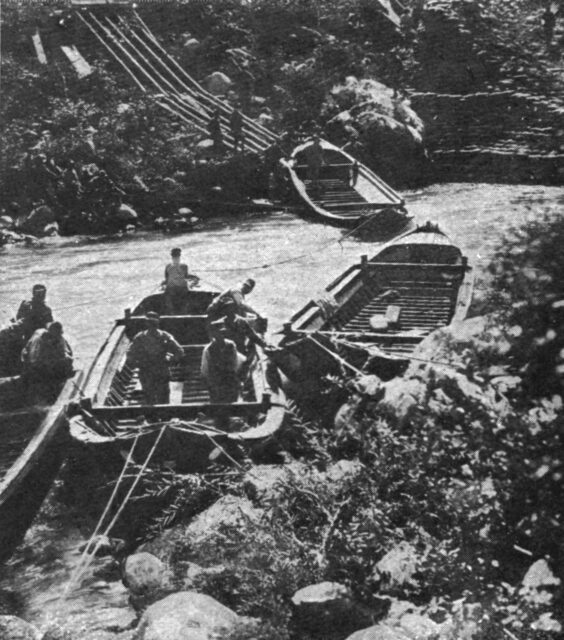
[[63, 425, 166, 597], [63, 433, 140, 597]]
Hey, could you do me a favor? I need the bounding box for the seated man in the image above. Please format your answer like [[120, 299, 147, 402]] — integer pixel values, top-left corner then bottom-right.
[[21, 321, 74, 403], [206, 278, 265, 326], [201, 319, 242, 429], [162, 247, 190, 315], [16, 283, 53, 341], [222, 300, 266, 356], [0, 320, 27, 377], [126, 311, 184, 405]]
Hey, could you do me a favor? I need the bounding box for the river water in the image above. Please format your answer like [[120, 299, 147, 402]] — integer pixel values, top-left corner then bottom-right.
[[0, 183, 563, 637]]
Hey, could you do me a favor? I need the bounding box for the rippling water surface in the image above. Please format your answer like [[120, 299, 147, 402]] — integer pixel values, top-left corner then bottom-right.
[[0, 183, 563, 637]]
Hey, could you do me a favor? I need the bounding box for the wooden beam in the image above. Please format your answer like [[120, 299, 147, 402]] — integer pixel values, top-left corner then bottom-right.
[[88, 401, 266, 421]]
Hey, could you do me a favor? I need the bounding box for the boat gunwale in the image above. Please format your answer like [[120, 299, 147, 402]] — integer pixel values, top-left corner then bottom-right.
[[0, 370, 82, 509]]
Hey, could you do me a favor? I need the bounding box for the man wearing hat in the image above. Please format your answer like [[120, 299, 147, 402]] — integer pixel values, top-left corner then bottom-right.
[[201, 318, 241, 427], [126, 312, 184, 404], [15, 284, 53, 341]]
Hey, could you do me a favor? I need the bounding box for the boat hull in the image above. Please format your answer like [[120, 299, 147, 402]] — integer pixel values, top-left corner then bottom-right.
[[283, 138, 409, 232], [278, 223, 474, 384], [0, 373, 80, 564], [72, 289, 286, 472]]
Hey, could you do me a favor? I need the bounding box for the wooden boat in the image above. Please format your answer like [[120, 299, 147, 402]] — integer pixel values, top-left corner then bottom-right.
[[282, 138, 411, 232], [0, 373, 81, 564], [70, 288, 286, 473], [277, 222, 474, 383]]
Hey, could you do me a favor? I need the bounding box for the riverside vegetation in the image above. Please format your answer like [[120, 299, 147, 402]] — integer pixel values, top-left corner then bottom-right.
[[1, 0, 563, 239]]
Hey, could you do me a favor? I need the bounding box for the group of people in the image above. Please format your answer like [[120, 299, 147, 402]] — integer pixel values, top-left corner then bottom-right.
[[124, 248, 270, 426], [207, 107, 245, 153], [2, 284, 74, 403], [3, 250, 270, 422]]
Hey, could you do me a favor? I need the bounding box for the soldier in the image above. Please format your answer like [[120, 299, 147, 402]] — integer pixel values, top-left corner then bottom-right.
[[126, 311, 184, 404], [201, 318, 241, 406], [21, 321, 74, 403], [16, 284, 53, 341], [162, 247, 191, 314], [206, 278, 265, 327]]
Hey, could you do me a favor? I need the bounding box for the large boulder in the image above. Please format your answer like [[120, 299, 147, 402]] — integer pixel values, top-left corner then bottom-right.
[[136, 592, 240, 640], [329, 77, 428, 185], [186, 495, 263, 544], [204, 72, 232, 95], [0, 616, 41, 640], [17, 204, 56, 237]]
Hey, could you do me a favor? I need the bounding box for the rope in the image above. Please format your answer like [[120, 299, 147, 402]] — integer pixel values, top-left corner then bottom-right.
[[63, 426, 166, 596], [64, 433, 140, 597], [308, 335, 364, 376], [335, 336, 464, 371]]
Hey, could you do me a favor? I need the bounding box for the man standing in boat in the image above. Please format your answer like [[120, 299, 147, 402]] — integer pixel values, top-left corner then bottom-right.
[[305, 133, 324, 193], [162, 247, 191, 314], [15, 284, 53, 341], [126, 311, 184, 405], [201, 318, 241, 428]]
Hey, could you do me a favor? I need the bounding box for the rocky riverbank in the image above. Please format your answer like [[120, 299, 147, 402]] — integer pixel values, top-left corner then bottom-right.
[[2, 298, 563, 639]]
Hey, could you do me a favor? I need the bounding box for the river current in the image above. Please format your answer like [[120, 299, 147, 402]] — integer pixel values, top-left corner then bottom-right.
[[0, 183, 563, 637]]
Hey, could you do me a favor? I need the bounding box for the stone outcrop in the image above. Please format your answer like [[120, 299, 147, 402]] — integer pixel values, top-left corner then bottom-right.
[[411, 90, 564, 184], [136, 592, 240, 640], [0, 616, 41, 640]]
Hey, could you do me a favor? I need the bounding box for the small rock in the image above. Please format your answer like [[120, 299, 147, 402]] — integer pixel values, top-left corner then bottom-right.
[[291, 582, 355, 632], [136, 591, 240, 640], [345, 623, 410, 640], [0, 215, 14, 229], [116, 204, 138, 223], [381, 378, 427, 424], [123, 552, 166, 595], [373, 542, 419, 589], [0, 615, 41, 640], [183, 37, 200, 52]]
